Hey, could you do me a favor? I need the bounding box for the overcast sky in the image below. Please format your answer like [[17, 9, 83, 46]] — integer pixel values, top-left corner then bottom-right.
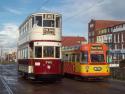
[[0, 0, 125, 48]]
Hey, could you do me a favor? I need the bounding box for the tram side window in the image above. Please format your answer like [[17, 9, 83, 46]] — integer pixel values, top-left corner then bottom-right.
[[44, 46, 54, 57], [76, 53, 80, 62], [69, 54, 72, 62], [25, 48, 28, 59], [56, 17, 60, 28], [23, 49, 25, 59], [81, 52, 88, 64], [72, 54, 76, 62], [32, 17, 34, 27], [36, 16, 42, 26], [56, 47, 60, 58], [35, 47, 42, 58], [43, 20, 54, 27]]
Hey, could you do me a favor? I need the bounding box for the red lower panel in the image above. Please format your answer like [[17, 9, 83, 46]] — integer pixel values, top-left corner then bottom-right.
[[34, 59, 62, 74], [18, 59, 63, 75]]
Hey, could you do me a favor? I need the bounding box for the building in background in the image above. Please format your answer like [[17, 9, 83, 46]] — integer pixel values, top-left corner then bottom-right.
[[88, 19, 124, 43], [0, 48, 17, 63], [62, 36, 87, 60], [88, 19, 125, 67], [62, 36, 87, 47], [5, 51, 17, 62]]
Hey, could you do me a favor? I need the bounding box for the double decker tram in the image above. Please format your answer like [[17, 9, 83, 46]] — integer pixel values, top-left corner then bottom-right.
[[18, 12, 63, 81], [62, 43, 110, 80]]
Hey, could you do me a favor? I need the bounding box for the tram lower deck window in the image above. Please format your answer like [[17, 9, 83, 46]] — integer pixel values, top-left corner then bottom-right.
[[35, 47, 42, 58], [56, 47, 60, 58], [44, 46, 54, 57]]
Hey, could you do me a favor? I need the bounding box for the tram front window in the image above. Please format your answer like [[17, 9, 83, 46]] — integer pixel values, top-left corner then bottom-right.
[[81, 52, 88, 64], [35, 47, 42, 58], [44, 46, 54, 57], [91, 54, 104, 62], [36, 16, 42, 26], [43, 20, 54, 27]]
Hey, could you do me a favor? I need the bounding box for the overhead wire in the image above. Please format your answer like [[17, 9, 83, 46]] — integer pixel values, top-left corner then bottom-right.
[[64, 0, 106, 22]]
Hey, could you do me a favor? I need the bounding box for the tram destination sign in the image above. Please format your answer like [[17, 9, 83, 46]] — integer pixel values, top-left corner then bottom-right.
[[91, 46, 103, 50]]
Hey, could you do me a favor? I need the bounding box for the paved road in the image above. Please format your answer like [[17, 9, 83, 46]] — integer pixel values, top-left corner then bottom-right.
[[1, 64, 125, 94]]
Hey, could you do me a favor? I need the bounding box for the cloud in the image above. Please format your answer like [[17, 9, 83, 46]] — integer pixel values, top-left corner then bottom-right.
[[100, 0, 125, 19], [0, 23, 19, 48], [43, 0, 125, 39], [4, 7, 22, 15]]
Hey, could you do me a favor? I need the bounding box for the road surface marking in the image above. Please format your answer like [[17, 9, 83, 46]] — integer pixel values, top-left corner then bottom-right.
[[0, 75, 14, 94]]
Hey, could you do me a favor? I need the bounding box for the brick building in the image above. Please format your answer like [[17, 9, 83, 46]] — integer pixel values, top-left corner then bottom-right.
[[88, 19, 125, 67], [88, 19, 124, 43]]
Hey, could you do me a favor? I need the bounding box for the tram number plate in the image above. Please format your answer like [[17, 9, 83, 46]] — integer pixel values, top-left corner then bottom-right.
[[93, 67, 102, 71]]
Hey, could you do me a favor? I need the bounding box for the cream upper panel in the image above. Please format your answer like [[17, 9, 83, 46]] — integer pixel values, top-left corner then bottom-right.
[[29, 26, 61, 41], [18, 13, 62, 45]]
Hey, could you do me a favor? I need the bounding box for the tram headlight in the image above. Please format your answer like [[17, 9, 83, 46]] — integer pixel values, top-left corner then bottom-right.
[[93, 67, 102, 71], [35, 62, 40, 66], [85, 66, 89, 72], [106, 66, 109, 72], [47, 65, 51, 69]]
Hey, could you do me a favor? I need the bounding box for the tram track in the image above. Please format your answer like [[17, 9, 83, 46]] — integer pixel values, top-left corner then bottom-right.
[[0, 64, 14, 94], [0, 75, 14, 94]]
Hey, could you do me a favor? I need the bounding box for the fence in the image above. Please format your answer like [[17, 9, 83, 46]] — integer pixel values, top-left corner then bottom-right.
[[110, 68, 125, 80]]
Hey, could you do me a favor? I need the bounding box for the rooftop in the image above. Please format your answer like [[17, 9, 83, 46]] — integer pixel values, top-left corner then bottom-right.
[[90, 19, 125, 30], [62, 36, 86, 46]]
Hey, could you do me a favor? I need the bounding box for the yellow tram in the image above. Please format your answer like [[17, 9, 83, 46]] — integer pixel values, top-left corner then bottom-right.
[[62, 43, 110, 79]]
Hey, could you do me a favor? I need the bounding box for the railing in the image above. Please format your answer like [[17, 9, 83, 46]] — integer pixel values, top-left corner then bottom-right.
[[111, 68, 125, 80]]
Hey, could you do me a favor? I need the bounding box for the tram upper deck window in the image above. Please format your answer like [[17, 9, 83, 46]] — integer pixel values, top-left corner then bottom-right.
[[91, 54, 105, 62], [43, 20, 54, 27], [81, 52, 88, 64], [35, 47, 42, 58], [36, 16, 42, 26], [32, 17, 34, 27], [56, 17, 60, 28], [44, 46, 54, 57]]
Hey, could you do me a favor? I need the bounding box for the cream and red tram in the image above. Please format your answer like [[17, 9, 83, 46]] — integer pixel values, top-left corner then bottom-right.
[[18, 12, 63, 80]]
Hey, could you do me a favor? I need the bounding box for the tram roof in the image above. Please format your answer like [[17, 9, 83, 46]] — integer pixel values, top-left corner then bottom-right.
[[31, 12, 61, 16], [19, 12, 61, 29]]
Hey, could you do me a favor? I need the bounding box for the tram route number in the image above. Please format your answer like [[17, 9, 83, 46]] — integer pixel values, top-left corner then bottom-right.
[[43, 28, 55, 35]]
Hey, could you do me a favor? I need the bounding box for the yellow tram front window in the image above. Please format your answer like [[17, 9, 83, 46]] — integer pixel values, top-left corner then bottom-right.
[[91, 54, 105, 63]]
